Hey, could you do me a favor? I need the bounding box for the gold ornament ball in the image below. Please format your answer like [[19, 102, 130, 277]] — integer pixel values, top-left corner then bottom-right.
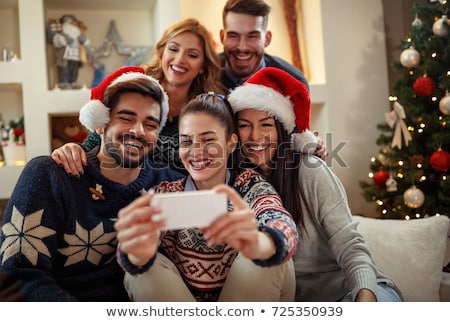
[[400, 47, 420, 68], [403, 185, 425, 208], [432, 15, 449, 37], [439, 94, 450, 115]]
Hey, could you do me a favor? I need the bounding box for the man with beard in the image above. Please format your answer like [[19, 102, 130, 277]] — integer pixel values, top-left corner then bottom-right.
[[0, 66, 183, 301], [219, 0, 308, 91], [219, 0, 329, 160]]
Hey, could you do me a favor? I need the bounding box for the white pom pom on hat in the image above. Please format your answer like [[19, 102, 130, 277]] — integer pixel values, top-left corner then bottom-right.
[[228, 67, 318, 153], [79, 65, 169, 132]]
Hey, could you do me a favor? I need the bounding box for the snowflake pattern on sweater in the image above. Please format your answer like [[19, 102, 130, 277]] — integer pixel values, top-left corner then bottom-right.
[[119, 168, 298, 301], [0, 147, 184, 301]]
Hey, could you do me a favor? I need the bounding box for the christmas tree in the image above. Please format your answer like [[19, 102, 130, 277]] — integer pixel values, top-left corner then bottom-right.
[[359, 0, 450, 221]]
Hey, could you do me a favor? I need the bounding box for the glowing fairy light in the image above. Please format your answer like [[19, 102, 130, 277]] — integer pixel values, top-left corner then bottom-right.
[[388, 95, 397, 102]]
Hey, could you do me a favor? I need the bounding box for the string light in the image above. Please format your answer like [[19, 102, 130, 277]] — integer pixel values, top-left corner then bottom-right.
[[417, 163, 422, 168], [415, 213, 421, 218], [397, 173, 404, 179], [432, 96, 438, 102], [368, 172, 374, 178], [405, 215, 411, 220], [398, 161, 404, 166], [376, 200, 383, 206]]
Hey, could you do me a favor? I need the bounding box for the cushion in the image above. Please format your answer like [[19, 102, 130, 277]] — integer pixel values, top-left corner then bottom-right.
[[353, 215, 450, 302]]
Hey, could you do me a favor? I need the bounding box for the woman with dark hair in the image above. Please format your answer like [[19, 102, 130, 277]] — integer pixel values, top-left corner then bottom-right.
[[114, 93, 298, 301], [228, 67, 403, 302]]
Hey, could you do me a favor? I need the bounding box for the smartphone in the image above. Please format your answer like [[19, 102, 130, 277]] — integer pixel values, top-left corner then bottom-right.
[[150, 190, 227, 230]]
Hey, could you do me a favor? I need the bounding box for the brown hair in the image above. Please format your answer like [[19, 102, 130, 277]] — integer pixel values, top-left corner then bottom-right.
[[103, 77, 165, 122], [144, 18, 225, 99], [180, 93, 235, 141], [222, 0, 271, 30]]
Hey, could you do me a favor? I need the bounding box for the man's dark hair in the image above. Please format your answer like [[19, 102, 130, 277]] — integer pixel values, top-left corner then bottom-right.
[[103, 77, 165, 125], [222, 0, 271, 29]]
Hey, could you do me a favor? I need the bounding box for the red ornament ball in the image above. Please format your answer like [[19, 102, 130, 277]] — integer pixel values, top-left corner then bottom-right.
[[373, 171, 390, 188], [430, 149, 450, 172], [413, 76, 435, 97]]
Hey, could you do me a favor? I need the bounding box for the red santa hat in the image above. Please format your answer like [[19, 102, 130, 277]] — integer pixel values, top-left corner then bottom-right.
[[228, 67, 318, 153], [79, 66, 169, 132]]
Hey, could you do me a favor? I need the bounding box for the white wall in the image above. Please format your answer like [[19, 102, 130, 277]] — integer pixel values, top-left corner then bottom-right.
[[320, 0, 388, 217], [181, 0, 389, 217]]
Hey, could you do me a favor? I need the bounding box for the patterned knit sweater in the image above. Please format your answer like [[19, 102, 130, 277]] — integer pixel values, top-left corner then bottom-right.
[[0, 147, 183, 301], [118, 168, 298, 301]]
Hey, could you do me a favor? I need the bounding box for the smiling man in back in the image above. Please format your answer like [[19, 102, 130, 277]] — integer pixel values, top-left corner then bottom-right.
[[219, 0, 308, 91]]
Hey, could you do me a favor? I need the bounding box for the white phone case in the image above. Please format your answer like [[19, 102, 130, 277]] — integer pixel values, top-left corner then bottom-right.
[[151, 190, 227, 230]]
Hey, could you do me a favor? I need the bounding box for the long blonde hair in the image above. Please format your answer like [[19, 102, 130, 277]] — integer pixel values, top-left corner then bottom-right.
[[143, 18, 225, 98]]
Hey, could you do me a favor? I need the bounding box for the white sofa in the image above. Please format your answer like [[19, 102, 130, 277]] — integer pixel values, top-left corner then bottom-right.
[[353, 215, 450, 302]]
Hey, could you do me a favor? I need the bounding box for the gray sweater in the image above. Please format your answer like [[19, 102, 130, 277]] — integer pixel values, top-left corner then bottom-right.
[[293, 155, 402, 301]]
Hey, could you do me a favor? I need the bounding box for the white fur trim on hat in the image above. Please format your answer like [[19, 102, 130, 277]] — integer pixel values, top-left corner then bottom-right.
[[228, 83, 296, 133], [78, 71, 169, 132], [292, 130, 318, 153], [159, 91, 169, 130], [79, 99, 110, 132]]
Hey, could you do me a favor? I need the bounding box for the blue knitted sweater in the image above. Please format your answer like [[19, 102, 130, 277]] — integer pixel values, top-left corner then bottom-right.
[[0, 147, 183, 301]]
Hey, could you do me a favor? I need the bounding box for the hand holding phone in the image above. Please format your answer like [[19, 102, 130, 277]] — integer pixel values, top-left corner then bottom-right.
[[150, 190, 227, 230]]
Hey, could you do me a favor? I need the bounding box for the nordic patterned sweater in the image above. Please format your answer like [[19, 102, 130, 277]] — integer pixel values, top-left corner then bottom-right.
[[0, 147, 184, 301], [118, 168, 299, 301]]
